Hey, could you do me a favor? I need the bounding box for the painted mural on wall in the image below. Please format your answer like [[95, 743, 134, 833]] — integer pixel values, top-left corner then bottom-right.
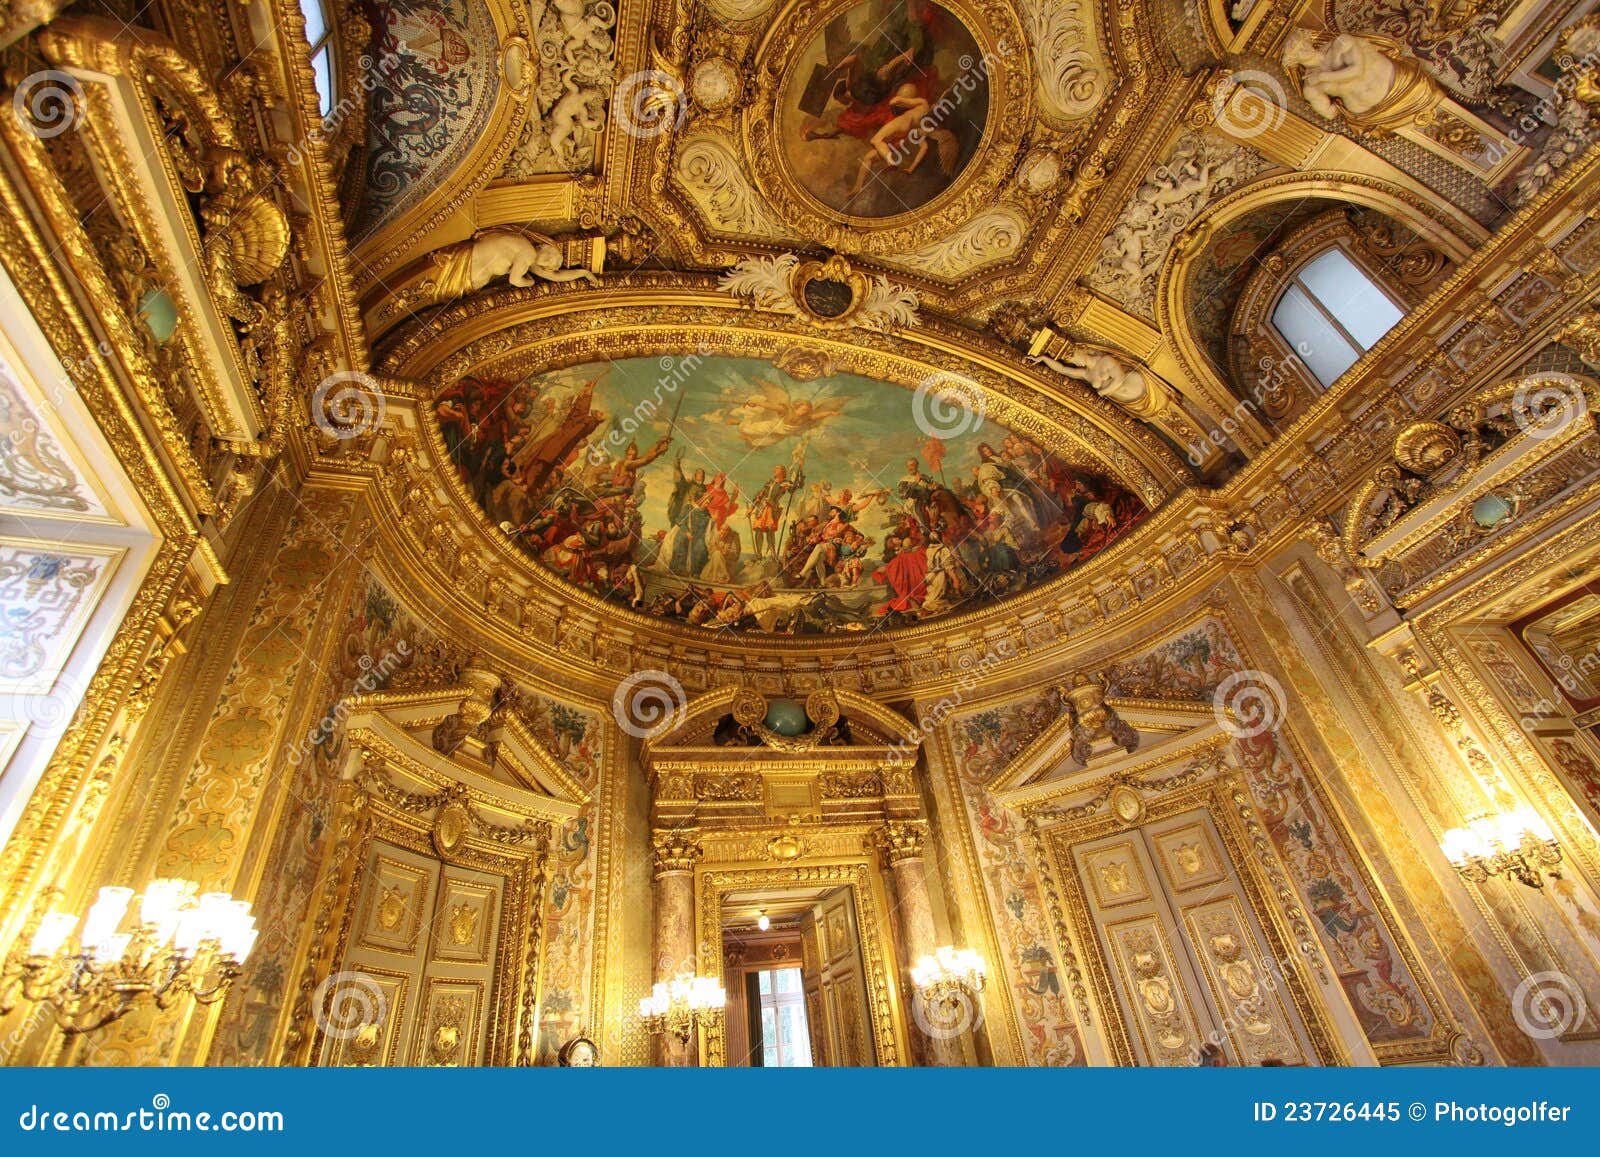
[[211, 571, 425, 1064], [948, 688, 1085, 1066], [210, 570, 606, 1065], [435, 356, 1145, 635], [779, 1, 990, 219], [1104, 616, 1436, 1046], [353, 0, 500, 236]]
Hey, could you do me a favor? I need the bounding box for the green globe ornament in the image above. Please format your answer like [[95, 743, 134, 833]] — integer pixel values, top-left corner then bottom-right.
[[763, 697, 810, 736]]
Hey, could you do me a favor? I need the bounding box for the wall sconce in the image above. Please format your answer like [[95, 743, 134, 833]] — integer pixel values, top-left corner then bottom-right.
[[911, 946, 987, 1005], [1441, 808, 1562, 889], [637, 972, 726, 1043], [0, 879, 257, 1034]]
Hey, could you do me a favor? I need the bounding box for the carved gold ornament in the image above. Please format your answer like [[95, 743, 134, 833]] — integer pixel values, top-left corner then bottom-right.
[[376, 886, 407, 932], [448, 902, 479, 947], [1391, 420, 1464, 478], [433, 799, 471, 859]]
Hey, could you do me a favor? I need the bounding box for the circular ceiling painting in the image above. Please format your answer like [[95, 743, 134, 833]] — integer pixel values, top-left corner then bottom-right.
[[779, 0, 989, 220], [434, 356, 1147, 635]]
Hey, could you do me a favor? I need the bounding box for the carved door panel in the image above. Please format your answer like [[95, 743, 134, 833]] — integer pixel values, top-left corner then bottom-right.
[[1074, 829, 1215, 1065], [320, 839, 511, 1067], [807, 889, 876, 1066], [1073, 809, 1315, 1066]]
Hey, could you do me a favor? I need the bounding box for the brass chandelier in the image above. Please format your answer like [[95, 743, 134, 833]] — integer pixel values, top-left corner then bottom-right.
[[0, 879, 258, 1034], [637, 972, 726, 1043]]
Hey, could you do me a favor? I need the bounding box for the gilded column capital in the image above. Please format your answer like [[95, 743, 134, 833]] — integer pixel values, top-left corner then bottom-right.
[[876, 819, 928, 866], [651, 828, 703, 877]]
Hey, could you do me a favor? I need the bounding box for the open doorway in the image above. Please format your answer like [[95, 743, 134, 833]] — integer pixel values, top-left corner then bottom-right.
[[721, 884, 877, 1066]]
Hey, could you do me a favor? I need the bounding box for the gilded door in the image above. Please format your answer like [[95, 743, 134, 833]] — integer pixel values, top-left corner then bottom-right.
[[1071, 808, 1317, 1066]]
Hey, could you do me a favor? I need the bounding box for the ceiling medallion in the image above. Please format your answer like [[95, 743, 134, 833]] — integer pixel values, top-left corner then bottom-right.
[[742, 0, 1031, 252], [690, 57, 743, 113], [718, 252, 920, 331]]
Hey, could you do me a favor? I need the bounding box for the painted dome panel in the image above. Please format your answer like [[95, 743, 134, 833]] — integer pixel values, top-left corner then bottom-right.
[[779, 1, 989, 220], [435, 356, 1147, 634]]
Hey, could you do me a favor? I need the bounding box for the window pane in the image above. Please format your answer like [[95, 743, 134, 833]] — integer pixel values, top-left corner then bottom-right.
[[1273, 283, 1360, 387], [761, 1006, 779, 1066], [1298, 248, 1403, 350], [310, 46, 334, 116], [758, 970, 772, 995], [775, 967, 801, 993], [299, 0, 327, 45]]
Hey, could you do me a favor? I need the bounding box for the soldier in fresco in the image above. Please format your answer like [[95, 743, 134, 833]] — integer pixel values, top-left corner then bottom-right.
[[749, 463, 801, 559]]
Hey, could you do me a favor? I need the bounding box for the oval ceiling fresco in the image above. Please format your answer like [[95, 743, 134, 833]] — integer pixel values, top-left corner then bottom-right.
[[434, 356, 1147, 635], [779, 0, 989, 219]]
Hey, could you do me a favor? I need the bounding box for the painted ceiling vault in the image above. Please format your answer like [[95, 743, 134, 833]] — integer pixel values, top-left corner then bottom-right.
[[435, 355, 1146, 633], [303, 0, 1596, 650]]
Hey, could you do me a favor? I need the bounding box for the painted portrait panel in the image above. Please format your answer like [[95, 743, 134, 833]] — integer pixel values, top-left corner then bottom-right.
[[434, 355, 1146, 635], [778, 1, 989, 219]]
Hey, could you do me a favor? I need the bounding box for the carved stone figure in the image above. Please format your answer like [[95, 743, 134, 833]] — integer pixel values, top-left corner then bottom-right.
[[1086, 133, 1265, 315], [547, 87, 609, 169], [1030, 347, 1178, 424], [424, 230, 599, 304], [1282, 29, 1442, 134]]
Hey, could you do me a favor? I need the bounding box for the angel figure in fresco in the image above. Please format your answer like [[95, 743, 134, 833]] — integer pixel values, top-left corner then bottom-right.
[[722, 379, 852, 449]]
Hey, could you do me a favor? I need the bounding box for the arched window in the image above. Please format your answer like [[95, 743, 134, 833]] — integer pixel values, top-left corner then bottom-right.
[[299, 0, 336, 116], [1270, 246, 1405, 388]]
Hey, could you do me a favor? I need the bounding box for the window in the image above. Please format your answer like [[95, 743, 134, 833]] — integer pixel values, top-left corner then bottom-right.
[[300, 0, 336, 116], [1270, 247, 1404, 388], [757, 968, 812, 1067]]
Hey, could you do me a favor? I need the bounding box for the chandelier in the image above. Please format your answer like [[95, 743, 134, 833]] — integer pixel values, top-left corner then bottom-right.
[[1441, 807, 1562, 889], [0, 879, 257, 1034], [637, 972, 726, 1043], [911, 945, 987, 1004]]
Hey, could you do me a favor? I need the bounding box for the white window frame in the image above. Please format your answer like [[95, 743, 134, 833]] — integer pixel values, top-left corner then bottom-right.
[[1268, 242, 1407, 389]]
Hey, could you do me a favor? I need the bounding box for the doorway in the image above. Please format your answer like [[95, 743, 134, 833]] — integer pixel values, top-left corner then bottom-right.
[[721, 883, 876, 1066]]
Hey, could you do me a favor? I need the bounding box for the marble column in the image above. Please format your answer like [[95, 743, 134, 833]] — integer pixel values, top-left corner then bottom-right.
[[879, 819, 966, 1066], [650, 829, 702, 1066]]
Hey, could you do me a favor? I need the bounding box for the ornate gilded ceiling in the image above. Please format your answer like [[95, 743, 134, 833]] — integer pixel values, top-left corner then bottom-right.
[[8, 0, 1593, 679], [307, 0, 1594, 656]]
